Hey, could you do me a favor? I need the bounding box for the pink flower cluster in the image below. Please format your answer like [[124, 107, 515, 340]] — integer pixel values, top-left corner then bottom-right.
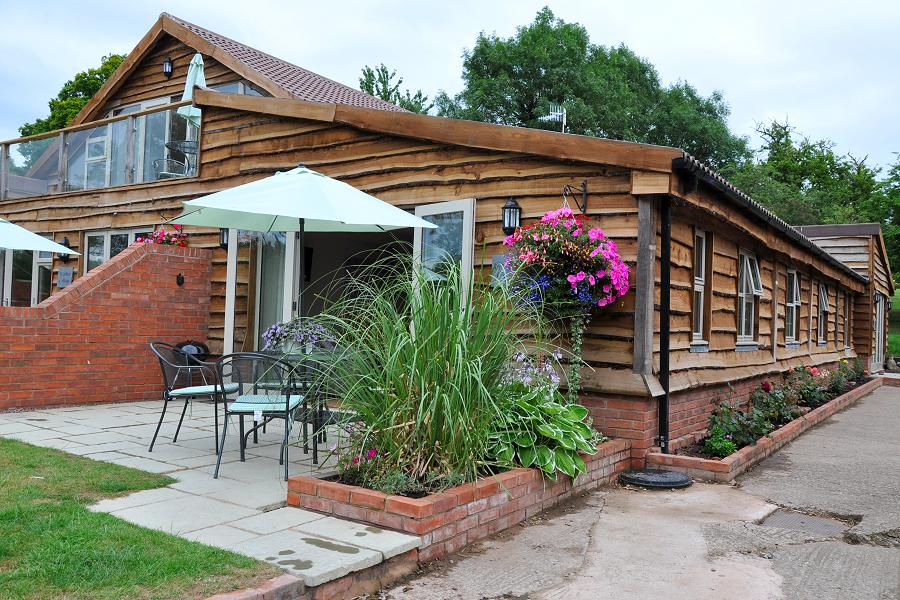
[[138, 224, 188, 247], [504, 206, 630, 312], [351, 447, 378, 466]]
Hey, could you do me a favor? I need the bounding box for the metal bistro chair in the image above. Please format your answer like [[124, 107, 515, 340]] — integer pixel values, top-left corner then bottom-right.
[[214, 353, 304, 481], [148, 342, 238, 453]]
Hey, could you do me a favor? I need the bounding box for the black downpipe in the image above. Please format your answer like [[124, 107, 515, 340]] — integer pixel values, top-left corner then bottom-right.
[[658, 196, 671, 454]]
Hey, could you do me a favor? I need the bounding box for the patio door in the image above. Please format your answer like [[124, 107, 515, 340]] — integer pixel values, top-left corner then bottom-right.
[[874, 293, 885, 371], [413, 199, 475, 294], [1, 246, 52, 306]]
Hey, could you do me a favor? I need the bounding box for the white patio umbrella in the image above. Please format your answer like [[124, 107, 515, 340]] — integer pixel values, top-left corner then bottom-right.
[[176, 53, 205, 128], [169, 165, 436, 313], [0, 218, 79, 254]]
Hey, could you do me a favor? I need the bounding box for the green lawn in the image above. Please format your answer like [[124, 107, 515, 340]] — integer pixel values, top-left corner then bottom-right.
[[0, 438, 279, 600], [890, 289, 900, 359]]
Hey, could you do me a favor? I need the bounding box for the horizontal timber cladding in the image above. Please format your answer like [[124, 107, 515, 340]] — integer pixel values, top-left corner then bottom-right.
[[0, 106, 642, 379], [97, 33, 243, 115], [659, 204, 859, 393]]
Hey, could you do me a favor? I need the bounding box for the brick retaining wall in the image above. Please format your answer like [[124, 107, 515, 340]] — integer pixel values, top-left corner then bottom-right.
[[0, 244, 211, 410], [287, 438, 631, 563], [645, 377, 883, 482]]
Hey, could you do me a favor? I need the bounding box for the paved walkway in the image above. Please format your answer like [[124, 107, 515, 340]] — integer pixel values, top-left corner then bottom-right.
[[0, 400, 419, 587], [382, 383, 900, 599]]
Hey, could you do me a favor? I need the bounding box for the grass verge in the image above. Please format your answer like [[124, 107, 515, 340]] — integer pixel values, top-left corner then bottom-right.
[[0, 437, 279, 600]]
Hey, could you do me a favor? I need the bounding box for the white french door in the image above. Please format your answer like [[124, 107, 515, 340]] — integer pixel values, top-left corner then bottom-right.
[[413, 199, 476, 294], [1, 247, 51, 307]]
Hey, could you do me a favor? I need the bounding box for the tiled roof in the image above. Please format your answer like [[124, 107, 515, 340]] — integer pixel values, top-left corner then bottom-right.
[[164, 13, 406, 112]]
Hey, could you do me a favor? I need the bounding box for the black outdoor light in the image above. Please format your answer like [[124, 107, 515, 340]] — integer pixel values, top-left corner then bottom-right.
[[501, 198, 521, 235], [58, 236, 72, 263], [176, 273, 185, 286], [162, 56, 174, 79], [218, 228, 229, 249]]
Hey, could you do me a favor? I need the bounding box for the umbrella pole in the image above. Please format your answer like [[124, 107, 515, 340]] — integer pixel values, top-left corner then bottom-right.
[[298, 218, 305, 318]]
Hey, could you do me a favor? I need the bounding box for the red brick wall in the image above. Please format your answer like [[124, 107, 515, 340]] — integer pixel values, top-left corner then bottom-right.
[[583, 364, 841, 462], [0, 244, 211, 410], [287, 439, 631, 563]]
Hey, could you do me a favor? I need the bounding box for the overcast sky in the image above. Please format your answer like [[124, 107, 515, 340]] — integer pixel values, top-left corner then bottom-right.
[[1, 0, 898, 169]]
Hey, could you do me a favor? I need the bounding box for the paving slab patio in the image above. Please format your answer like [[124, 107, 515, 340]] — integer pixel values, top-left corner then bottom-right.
[[0, 399, 420, 589]]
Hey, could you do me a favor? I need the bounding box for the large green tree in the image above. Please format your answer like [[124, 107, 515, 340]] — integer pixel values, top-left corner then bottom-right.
[[436, 7, 749, 169], [16, 53, 125, 168], [728, 120, 900, 274], [359, 64, 432, 114]]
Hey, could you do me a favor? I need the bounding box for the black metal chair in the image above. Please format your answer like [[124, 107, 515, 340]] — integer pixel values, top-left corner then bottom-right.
[[148, 342, 237, 452], [153, 158, 187, 180], [214, 353, 304, 481]]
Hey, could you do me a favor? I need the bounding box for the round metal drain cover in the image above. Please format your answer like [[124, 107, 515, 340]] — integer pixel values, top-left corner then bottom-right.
[[619, 469, 692, 489]]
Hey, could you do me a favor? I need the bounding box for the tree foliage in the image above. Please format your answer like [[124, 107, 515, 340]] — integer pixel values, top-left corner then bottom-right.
[[359, 64, 432, 114], [727, 120, 900, 275], [435, 7, 749, 169], [16, 53, 125, 168], [19, 54, 126, 138]]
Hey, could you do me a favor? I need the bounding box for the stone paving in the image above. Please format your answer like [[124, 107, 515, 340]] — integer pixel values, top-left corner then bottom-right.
[[0, 400, 419, 588]]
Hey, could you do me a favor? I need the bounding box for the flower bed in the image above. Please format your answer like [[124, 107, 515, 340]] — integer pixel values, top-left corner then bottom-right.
[[646, 377, 883, 482], [287, 439, 631, 563]]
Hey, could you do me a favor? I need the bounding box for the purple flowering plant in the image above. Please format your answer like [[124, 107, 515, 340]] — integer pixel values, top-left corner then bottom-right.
[[261, 318, 332, 351]]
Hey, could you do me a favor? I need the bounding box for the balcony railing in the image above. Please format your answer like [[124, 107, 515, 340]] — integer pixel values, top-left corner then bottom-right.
[[0, 100, 200, 201]]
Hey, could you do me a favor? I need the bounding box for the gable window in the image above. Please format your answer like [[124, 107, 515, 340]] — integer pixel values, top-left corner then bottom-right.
[[85, 228, 152, 272], [785, 269, 801, 345], [737, 250, 763, 346], [691, 229, 711, 348], [817, 282, 831, 344]]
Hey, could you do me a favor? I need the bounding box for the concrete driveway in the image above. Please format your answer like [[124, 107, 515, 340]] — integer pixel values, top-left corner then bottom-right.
[[383, 384, 900, 600]]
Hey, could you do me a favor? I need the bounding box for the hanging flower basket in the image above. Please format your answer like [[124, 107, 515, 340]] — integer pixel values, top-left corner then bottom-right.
[[504, 206, 630, 400]]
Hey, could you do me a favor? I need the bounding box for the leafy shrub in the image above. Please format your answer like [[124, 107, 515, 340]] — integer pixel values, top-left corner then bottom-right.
[[310, 254, 554, 489], [786, 366, 830, 408], [488, 384, 604, 480], [750, 383, 801, 428], [707, 401, 770, 448], [702, 425, 738, 458]]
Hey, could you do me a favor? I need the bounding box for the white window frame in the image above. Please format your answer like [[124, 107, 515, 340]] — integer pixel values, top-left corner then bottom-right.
[[817, 282, 831, 344], [413, 198, 476, 299], [1, 243, 53, 307], [84, 228, 153, 272], [737, 250, 762, 343], [785, 269, 800, 343], [692, 229, 707, 342], [844, 292, 851, 349]]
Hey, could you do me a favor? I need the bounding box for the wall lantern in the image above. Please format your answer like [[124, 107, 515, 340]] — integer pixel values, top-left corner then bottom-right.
[[58, 236, 72, 263], [162, 56, 174, 79], [501, 198, 521, 235], [176, 273, 185, 286], [218, 228, 229, 249]]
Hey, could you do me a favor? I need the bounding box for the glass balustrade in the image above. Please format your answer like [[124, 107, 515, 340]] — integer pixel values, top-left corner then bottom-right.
[[1, 104, 199, 199]]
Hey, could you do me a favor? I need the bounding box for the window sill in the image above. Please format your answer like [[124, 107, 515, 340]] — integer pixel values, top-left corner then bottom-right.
[[735, 342, 758, 352], [785, 342, 801, 350], [817, 341, 827, 347], [689, 342, 709, 353]]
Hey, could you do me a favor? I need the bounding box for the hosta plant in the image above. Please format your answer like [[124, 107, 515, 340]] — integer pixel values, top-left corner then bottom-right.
[[489, 384, 605, 480]]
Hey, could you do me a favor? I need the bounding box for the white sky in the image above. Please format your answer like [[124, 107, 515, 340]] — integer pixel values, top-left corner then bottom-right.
[[1, 0, 898, 169]]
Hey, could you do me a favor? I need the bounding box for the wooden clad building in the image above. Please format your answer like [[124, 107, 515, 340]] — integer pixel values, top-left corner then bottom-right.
[[0, 14, 880, 460], [796, 223, 893, 372]]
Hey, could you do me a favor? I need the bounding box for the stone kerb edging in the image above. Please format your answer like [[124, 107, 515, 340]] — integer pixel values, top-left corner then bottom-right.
[[286, 438, 631, 563], [645, 377, 884, 482]]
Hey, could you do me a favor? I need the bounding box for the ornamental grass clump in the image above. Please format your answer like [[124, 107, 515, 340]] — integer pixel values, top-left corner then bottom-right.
[[310, 254, 552, 490], [504, 206, 630, 401]]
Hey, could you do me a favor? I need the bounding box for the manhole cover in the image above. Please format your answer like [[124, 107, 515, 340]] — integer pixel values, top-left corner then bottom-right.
[[761, 509, 847, 537], [619, 469, 692, 489]]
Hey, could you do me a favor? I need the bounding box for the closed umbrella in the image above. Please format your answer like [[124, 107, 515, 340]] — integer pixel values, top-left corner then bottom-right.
[[0, 218, 79, 254], [169, 165, 436, 313], [176, 53, 205, 129]]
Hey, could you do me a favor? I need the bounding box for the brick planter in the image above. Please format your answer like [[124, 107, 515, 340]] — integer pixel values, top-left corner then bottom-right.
[[287, 438, 631, 562], [645, 377, 883, 482]]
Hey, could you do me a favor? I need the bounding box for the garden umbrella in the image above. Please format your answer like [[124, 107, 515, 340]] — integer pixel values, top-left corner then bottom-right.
[[0, 218, 79, 255], [169, 165, 435, 232], [176, 53, 205, 128], [168, 165, 436, 312]]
